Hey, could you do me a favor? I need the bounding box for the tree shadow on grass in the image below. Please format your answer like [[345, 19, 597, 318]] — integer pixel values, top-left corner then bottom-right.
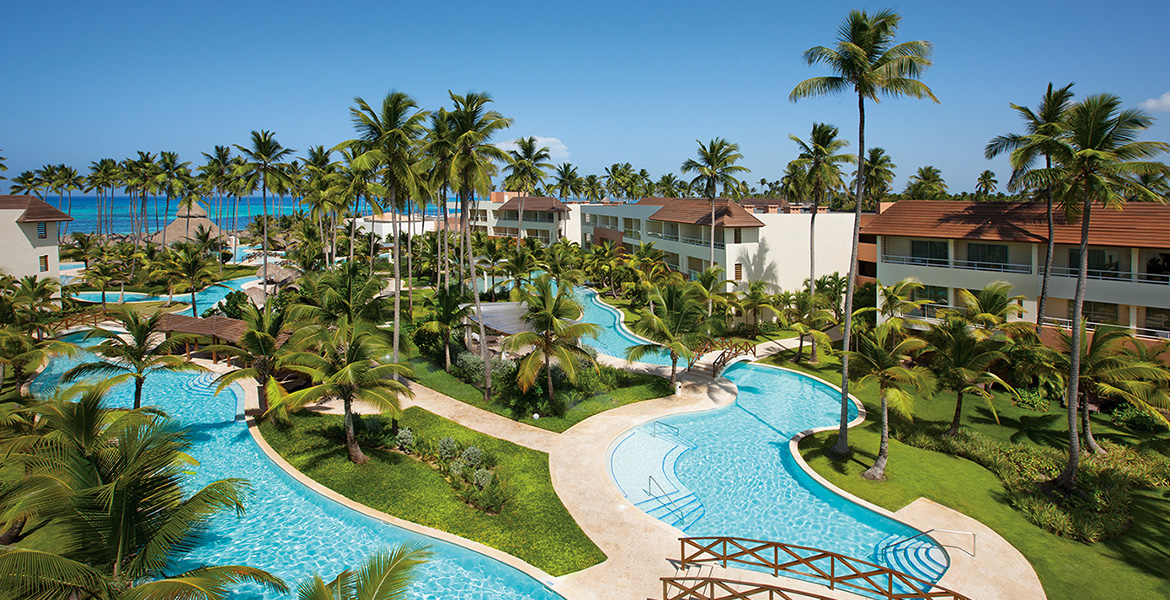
[[803, 434, 877, 476], [1101, 487, 1170, 585]]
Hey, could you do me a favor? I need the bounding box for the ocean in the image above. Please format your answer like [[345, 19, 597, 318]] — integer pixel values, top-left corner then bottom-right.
[[45, 195, 465, 236]]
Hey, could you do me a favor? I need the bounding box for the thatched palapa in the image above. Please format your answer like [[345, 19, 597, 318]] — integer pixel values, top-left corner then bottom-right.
[[149, 202, 223, 246]]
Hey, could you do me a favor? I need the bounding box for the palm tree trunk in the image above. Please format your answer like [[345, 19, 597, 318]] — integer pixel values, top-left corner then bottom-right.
[[831, 93, 867, 458], [191, 287, 198, 317], [1054, 187, 1093, 490], [794, 335, 805, 364], [518, 196, 525, 241], [343, 396, 368, 464], [809, 196, 819, 362], [1035, 156, 1055, 334], [406, 207, 414, 320], [464, 187, 491, 402], [257, 376, 269, 414], [0, 516, 26, 545], [392, 194, 402, 366], [1082, 394, 1105, 455], [546, 353, 555, 409], [443, 334, 451, 373], [945, 391, 964, 437], [862, 388, 889, 480], [163, 194, 171, 246], [262, 180, 270, 299], [670, 355, 678, 384], [134, 377, 144, 410]]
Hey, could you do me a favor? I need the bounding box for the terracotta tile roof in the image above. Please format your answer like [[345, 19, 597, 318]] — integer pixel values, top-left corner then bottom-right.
[[0, 195, 74, 222], [497, 196, 569, 212], [737, 197, 792, 211], [861, 200, 1170, 249], [648, 198, 764, 228], [635, 197, 675, 206]]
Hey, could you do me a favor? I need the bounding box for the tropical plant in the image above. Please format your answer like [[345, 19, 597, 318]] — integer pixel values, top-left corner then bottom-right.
[[790, 122, 852, 324], [681, 138, 750, 272], [419, 284, 475, 372], [627, 281, 712, 383], [739, 279, 777, 334], [845, 318, 933, 480], [922, 314, 1013, 437], [791, 8, 937, 456], [905, 166, 948, 199], [782, 290, 833, 364], [294, 545, 431, 600], [854, 147, 897, 206], [62, 309, 206, 409], [235, 130, 294, 298], [975, 170, 997, 199], [211, 303, 311, 417], [170, 246, 216, 315], [503, 136, 552, 241]]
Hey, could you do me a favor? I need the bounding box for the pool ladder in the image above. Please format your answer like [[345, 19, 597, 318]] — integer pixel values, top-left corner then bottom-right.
[[651, 421, 695, 449], [640, 475, 706, 530]]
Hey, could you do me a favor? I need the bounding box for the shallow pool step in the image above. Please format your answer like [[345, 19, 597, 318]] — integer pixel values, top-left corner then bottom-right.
[[874, 534, 948, 587], [181, 373, 223, 397], [641, 492, 706, 530]]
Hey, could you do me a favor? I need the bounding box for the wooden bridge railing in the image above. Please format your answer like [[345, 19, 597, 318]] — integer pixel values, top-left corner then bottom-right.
[[679, 537, 970, 600], [663, 577, 839, 600]]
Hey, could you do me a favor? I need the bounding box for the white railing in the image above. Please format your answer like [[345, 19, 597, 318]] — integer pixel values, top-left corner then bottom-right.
[[680, 235, 725, 250], [1042, 316, 1170, 340], [903, 303, 963, 321], [646, 231, 679, 242], [624, 230, 641, 240], [882, 254, 1032, 274], [1052, 267, 1170, 285]]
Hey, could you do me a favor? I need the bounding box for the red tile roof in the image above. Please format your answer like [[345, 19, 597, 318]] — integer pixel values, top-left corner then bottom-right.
[[497, 196, 569, 212], [0, 195, 74, 223], [648, 198, 764, 228], [861, 200, 1170, 249]]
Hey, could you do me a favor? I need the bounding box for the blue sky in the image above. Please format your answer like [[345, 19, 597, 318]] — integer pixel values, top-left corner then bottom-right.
[[2, 0, 1168, 194]]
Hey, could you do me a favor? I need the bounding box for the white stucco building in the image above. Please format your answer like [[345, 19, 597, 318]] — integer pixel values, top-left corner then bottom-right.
[[580, 197, 855, 291], [0, 195, 72, 281]]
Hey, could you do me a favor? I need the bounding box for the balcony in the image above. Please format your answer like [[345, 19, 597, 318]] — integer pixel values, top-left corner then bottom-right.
[[645, 231, 678, 243], [623, 229, 641, 240], [1042, 316, 1170, 340], [1052, 267, 1170, 284], [882, 254, 1032, 274]]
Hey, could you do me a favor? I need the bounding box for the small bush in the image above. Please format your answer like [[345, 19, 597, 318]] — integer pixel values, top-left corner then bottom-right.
[[437, 436, 458, 461], [352, 414, 390, 446], [1111, 403, 1169, 433], [474, 468, 494, 490], [1013, 388, 1052, 413], [395, 427, 415, 451], [449, 459, 466, 478], [461, 445, 484, 468], [452, 352, 515, 387]]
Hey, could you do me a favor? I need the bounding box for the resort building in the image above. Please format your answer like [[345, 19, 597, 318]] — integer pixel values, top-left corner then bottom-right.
[[468, 191, 581, 245], [0, 195, 72, 280], [579, 197, 855, 291], [862, 200, 1170, 339]]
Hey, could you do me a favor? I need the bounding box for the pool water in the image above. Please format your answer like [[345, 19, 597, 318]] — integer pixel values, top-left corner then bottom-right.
[[576, 287, 672, 366], [73, 276, 257, 317], [32, 338, 565, 600], [608, 361, 947, 583]]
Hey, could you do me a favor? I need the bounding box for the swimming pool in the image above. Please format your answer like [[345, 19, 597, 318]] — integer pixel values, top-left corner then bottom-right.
[[608, 361, 947, 583], [31, 338, 565, 600], [576, 287, 672, 366], [72, 276, 257, 317]]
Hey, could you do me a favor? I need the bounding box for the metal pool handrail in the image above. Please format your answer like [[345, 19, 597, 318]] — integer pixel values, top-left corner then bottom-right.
[[645, 475, 688, 523], [678, 536, 971, 600]]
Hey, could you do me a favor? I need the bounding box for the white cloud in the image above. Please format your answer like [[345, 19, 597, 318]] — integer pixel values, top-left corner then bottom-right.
[[497, 136, 571, 162], [1140, 92, 1170, 112]]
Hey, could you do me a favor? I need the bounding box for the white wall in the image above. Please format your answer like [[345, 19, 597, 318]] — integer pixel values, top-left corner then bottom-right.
[[0, 210, 61, 280], [731, 213, 855, 291], [356, 216, 437, 240]]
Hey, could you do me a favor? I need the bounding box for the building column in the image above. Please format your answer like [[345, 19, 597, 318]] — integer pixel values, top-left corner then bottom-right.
[[1129, 305, 1139, 330], [1131, 247, 1140, 281], [947, 239, 956, 267]]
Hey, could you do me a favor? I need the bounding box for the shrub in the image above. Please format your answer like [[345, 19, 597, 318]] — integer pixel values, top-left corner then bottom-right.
[[461, 445, 484, 468], [1013, 388, 1052, 413], [1111, 403, 1169, 434], [437, 436, 458, 461], [395, 427, 415, 451], [474, 468, 494, 490], [449, 459, 466, 478], [351, 414, 390, 446], [452, 352, 515, 387], [411, 324, 446, 359]]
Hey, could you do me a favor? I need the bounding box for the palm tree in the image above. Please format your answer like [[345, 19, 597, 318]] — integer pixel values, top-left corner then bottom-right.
[[345, 92, 429, 366], [905, 166, 948, 199], [582, 174, 605, 202], [505, 274, 599, 409], [235, 130, 294, 298], [846, 318, 932, 480], [975, 170, 997, 199], [782, 289, 834, 364], [276, 320, 414, 464], [171, 246, 215, 315], [739, 279, 777, 334], [790, 122, 852, 357], [552, 162, 582, 201], [503, 136, 553, 241], [855, 147, 897, 207], [986, 83, 1076, 334], [922, 314, 1012, 437], [627, 281, 712, 383], [62, 309, 206, 409], [446, 91, 512, 403], [212, 303, 310, 417], [293, 260, 393, 327], [294, 545, 431, 600], [791, 8, 937, 457], [419, 284, 475, 372], [1021, 94, 1170, 489], [80, 259, 118, 310], [680, 138, 750, 271], [0, 328, 77, 393]]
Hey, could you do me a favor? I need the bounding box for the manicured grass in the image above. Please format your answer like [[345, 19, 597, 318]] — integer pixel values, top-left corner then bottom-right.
[[408, 356, 672, 432], [259, 408, 605, 576], [757, 348, 1170, 600]]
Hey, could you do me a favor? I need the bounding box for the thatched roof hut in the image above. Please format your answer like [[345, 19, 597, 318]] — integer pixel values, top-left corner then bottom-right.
[[255, 264, 300, 286], [149, 202, 223, 246]]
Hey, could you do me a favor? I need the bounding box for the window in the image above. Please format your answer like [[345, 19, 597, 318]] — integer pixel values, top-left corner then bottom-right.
[[734, 228, 742, 244], [1069, 248, 1123, 278], [1083, 301, 1119, 325], [1146, 307, 1170, 331], [910, 240, 948, 266], [1145, 253, 1170, 283], [734, 263, 743, 281], [38, 255, 49, 272], [966, 243, 1008, 266], [914, 285, 949, 305], [36, 222, 47, 239]]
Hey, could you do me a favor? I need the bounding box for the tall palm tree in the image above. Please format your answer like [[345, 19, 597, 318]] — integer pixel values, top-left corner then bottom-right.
[[582, 174, 605, 202], [627, 281, 712, 383], [212, 303, 311, 417], [505, 274, 599, 409], [235, 130, 294, 298], [171, 246, 215, 316], [854, 147, 896, 207], [275, 320, 414, 464], [503, 136, 553, 241], [81, 259, 118, 310], [791, 8, 937, 456], [294, 545, 430, 600], [345, 91, 429, 366], [975, 170, 997, 199], [846, 318, 932, 480], [1020, 94, 1170, 489], [790, 122, 852, 358], [446, 91, 512, 403], [552, 162, 582, 201], [419, 284, 475, 372], [986, 82, 1076, 334], [905, 166, 948, 199], [62, 309, 206, 409], [922, 314, 1012, 437], [680, 138, 749, 271]]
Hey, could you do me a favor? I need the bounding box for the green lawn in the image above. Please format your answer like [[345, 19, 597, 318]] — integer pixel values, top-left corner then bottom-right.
[[758, 349, 1170, 600], [408, 355, 672, 432], [260, 408, 605, 576]]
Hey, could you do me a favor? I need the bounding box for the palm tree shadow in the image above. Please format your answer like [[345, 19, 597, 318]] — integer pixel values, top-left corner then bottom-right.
[[802, 435, 876, 475], [1102, 488, 1170, 584]]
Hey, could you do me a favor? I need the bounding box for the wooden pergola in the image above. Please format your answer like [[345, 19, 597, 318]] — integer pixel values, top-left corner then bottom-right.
[[156, 313, 247, 362]]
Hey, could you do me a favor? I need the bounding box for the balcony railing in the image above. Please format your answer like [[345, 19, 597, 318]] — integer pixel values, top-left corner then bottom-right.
[[1052, 266, 1170, 284], [903, 303, 963, 321], [882, 254, 1032, 274], [646, 231, 678, 242], [1042, 316, 1170, 340], [623, 229, 641, 240], [680, 235, 725, 250]]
